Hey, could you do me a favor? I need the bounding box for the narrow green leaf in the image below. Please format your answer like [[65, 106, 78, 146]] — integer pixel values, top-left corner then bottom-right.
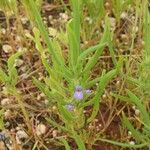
[[72, 130, 86, 150], [0, 68, 8, 83], [88, 69, 117, 122], [46, 118, 69, 132], [27, 0, 62, 66], [122, 113, 145, 143], [127, 90, 150, 126], [99, 138, 147, 148], [60, 138, 71, 150], [58, 104, 74, 123]]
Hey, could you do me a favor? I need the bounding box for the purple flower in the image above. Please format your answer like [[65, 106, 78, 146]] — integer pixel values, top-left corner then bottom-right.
[[73, 85, 84, 100], [65, 104, 74, 111]]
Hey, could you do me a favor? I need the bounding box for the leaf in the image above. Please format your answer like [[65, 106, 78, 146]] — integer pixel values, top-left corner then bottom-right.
[[33, 77, 54, 101], [67, 19, 79, 69], [127, 90, 150, 126], [122, 113, 145, 143], [88, 69, 117, 123], [71, 129, 86, 150], [83, 16, 110, 75], [0, 109, 4, 130], [0, 68, 8, 83], [58, 104, 74, 123], [76, 42, 107, 70], [60, 138, 71, 150], [69, 0, 81, 54], [99, 138, 147, 148], [7, 51, 23, 86], [26, 0, 62, 66], [46, 118, 69, 132]]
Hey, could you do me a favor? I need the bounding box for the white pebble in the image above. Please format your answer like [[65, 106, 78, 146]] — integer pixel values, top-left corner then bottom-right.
[[15, 59, 24, 67], [135, 109, 140, 116], [16, 36, 21, 42], [40, 93, 45, 97], [52, 130, 57, 138], [1, 28, 6, 34], [44, 99, 49, 105], [1, 98, 11, 106], [120, 12, 128, 19], [37, 95, 41, 100], [129, 141, 135, 145], [16, 130, 28, 140], [4, 109, 12, 119], [52, 106, 57, 111], [36, 124, 46, 136], [21, 17, 28, 24], [2, 44, 12, 53]]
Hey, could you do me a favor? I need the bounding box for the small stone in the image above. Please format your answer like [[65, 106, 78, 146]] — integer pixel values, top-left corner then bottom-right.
[[48, 15, 53, 21], [59, 13, 68, 22], [1, 98, 11, 106], [36, 124, 47, 136], [88, 125, 94, 130], [129, 141, 135, 145], [16, 130, 28, 139], [40, 93, 45, 97], [2, 45, 12, 53], [37, 95, 41, 100], [116, 80, 120, 85], [16, 130, 28, 144], [105, 2, 110, 9], [44, 99, 49, 105], [52, 130, 57, 138], [4, 110, 12, 119], [102, 94, 107, 99], [52, 106, 57, 111], [121, 34, 128, 41], [16, 36, 21, 42], [135, 109, 140, 116], [20, 66, 27, 72], [21, 17, 28, 24], [132, 106, 136, 110], [15, 59, 24, 67], [1, 28, 6, 34], [120, 12, 128, 19]]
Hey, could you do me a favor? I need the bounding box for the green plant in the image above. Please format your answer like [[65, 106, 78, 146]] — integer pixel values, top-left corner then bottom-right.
[[112, 0, 133, 22], [0, 51, 32, 134], [0, 0, 17, 30], [24, 0, 120, 149], [99, 1, 150, 149]]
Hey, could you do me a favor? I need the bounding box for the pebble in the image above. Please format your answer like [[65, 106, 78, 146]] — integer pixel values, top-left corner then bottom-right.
[[1, 98, 11, 106], [1, 28, 6, 34], [4, 110, 12, 119], [120, 12, 128, 19], [15, 59, 24, 67], [36, 124, 47, 136], [16, 129, 28, 144], [129, 141, 135, 145], [135, 109, 140, 116], [21, 17, 28, 24], [52, 130, 57, 138], [2, 45, 13, 53], [44, 99, 49, 105]]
